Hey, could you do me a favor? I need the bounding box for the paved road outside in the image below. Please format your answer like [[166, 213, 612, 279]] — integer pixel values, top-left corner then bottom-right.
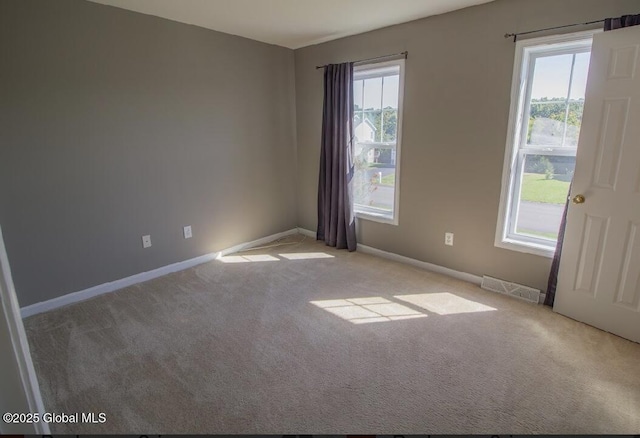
[[517, 201, 564, 234], [364, 183, 394, 208], [363, 168, 395, 181]]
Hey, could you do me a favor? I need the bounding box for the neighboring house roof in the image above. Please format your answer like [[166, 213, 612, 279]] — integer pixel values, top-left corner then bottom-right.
[[355, 117, 377, 131]]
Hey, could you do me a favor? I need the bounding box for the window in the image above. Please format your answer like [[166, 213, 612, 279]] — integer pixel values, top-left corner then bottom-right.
[[352, 59, 405, 224], [496, 31, 597, 257]]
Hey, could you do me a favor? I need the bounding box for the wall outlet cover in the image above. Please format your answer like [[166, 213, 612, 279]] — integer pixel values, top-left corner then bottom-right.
[[445, 232, 454, 246]]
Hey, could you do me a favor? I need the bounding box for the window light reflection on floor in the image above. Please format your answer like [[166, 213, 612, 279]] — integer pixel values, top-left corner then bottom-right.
[[218, 252, 335, 263], [218, 254, 279, 263], [394, 292, 497, 315], [279, 252, 334, 260], [310, 297, 427, 324]]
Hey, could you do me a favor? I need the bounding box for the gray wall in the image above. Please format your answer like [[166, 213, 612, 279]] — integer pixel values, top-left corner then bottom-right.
[[294, 0, 640, 291], [0, 0, 297, 307]]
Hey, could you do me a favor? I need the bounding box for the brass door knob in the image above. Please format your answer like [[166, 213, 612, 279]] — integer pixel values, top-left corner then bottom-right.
[[572, 194, 585, 204]]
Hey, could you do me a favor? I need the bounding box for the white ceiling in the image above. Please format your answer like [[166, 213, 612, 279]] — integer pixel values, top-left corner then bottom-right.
[[88, 0, 495, 49]]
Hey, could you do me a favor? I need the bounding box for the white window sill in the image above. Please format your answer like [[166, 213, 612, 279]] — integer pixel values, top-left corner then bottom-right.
[[495, 238, 555, 258], [355, 211, 398, 226]]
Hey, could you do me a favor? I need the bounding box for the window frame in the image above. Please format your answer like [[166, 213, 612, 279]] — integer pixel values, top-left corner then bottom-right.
[[352, 58, 405, 226], [495, 30, 599, 257]]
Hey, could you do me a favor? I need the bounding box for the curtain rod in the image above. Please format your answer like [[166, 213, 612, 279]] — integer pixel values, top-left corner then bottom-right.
[[315, 51, 408, 70], [505, 19, 604, 42]]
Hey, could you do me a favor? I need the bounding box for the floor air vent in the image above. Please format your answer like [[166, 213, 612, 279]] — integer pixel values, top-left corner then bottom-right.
[[481, 275, 541, 304]]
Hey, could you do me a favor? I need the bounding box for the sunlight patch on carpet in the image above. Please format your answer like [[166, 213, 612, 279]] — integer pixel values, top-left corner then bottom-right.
[[218, 254, 279, 263], [279, 252, 334, 260], [310, 296, 427, 324], [395, 292, 497, 315]]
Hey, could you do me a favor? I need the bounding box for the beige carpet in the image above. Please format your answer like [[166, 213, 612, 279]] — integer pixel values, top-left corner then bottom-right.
[[24, 234, 640, 434]]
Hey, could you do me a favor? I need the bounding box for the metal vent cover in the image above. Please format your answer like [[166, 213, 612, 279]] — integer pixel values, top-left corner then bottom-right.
[[481, 275, 541, 303]]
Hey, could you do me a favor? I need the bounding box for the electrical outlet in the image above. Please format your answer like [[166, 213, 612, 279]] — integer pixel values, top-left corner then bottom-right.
[[183, 225, 192, 239], [142, 235, 152, 248], [445, 232, 454, 246]]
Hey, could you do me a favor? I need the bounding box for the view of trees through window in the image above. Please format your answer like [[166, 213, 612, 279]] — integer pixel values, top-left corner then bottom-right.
[[353, 106, 398, 142], [528, 97, 584, 146]]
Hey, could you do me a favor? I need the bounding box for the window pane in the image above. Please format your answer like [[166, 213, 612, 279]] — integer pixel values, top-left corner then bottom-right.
[[353, 145, 395, 214], [530, 53, 573, 100], [515, 154, 575, 241], [354, 80, 363, 110], [363, 110, 382, 142], [564, 101, 585, 147], [569, 52, 591, 100], [382, 75, 399, 109], [527, 102, 567, 146], [363, 77, 382, 111], [382, 109, 398, 142]]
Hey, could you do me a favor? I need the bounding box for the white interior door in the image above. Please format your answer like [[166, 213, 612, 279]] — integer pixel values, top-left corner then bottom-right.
[[555, 25, 640, 344]]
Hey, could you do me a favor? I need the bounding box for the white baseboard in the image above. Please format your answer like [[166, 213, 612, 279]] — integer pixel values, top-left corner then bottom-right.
[[297, 227, 482, 285], [21, 228, 299, 318], [296, 227, 316, 238], [357, 243, 483, 285]]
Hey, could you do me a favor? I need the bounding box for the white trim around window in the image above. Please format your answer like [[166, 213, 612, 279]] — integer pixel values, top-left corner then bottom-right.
[[495, 30, 600, 258], [352, 58, 405, 226]]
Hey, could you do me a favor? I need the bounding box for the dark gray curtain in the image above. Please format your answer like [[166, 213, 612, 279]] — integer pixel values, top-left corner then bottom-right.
[[544, 185, 571, 306], [605, 14, 640, 31], [317, 62, 357, 251], [545, 16, 640, 306]]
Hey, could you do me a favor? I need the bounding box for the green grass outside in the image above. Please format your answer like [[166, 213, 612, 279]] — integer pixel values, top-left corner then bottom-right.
[[520, 173, 570, 204], [380, 173, 395, 186], [372, 171, 569, 204]]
